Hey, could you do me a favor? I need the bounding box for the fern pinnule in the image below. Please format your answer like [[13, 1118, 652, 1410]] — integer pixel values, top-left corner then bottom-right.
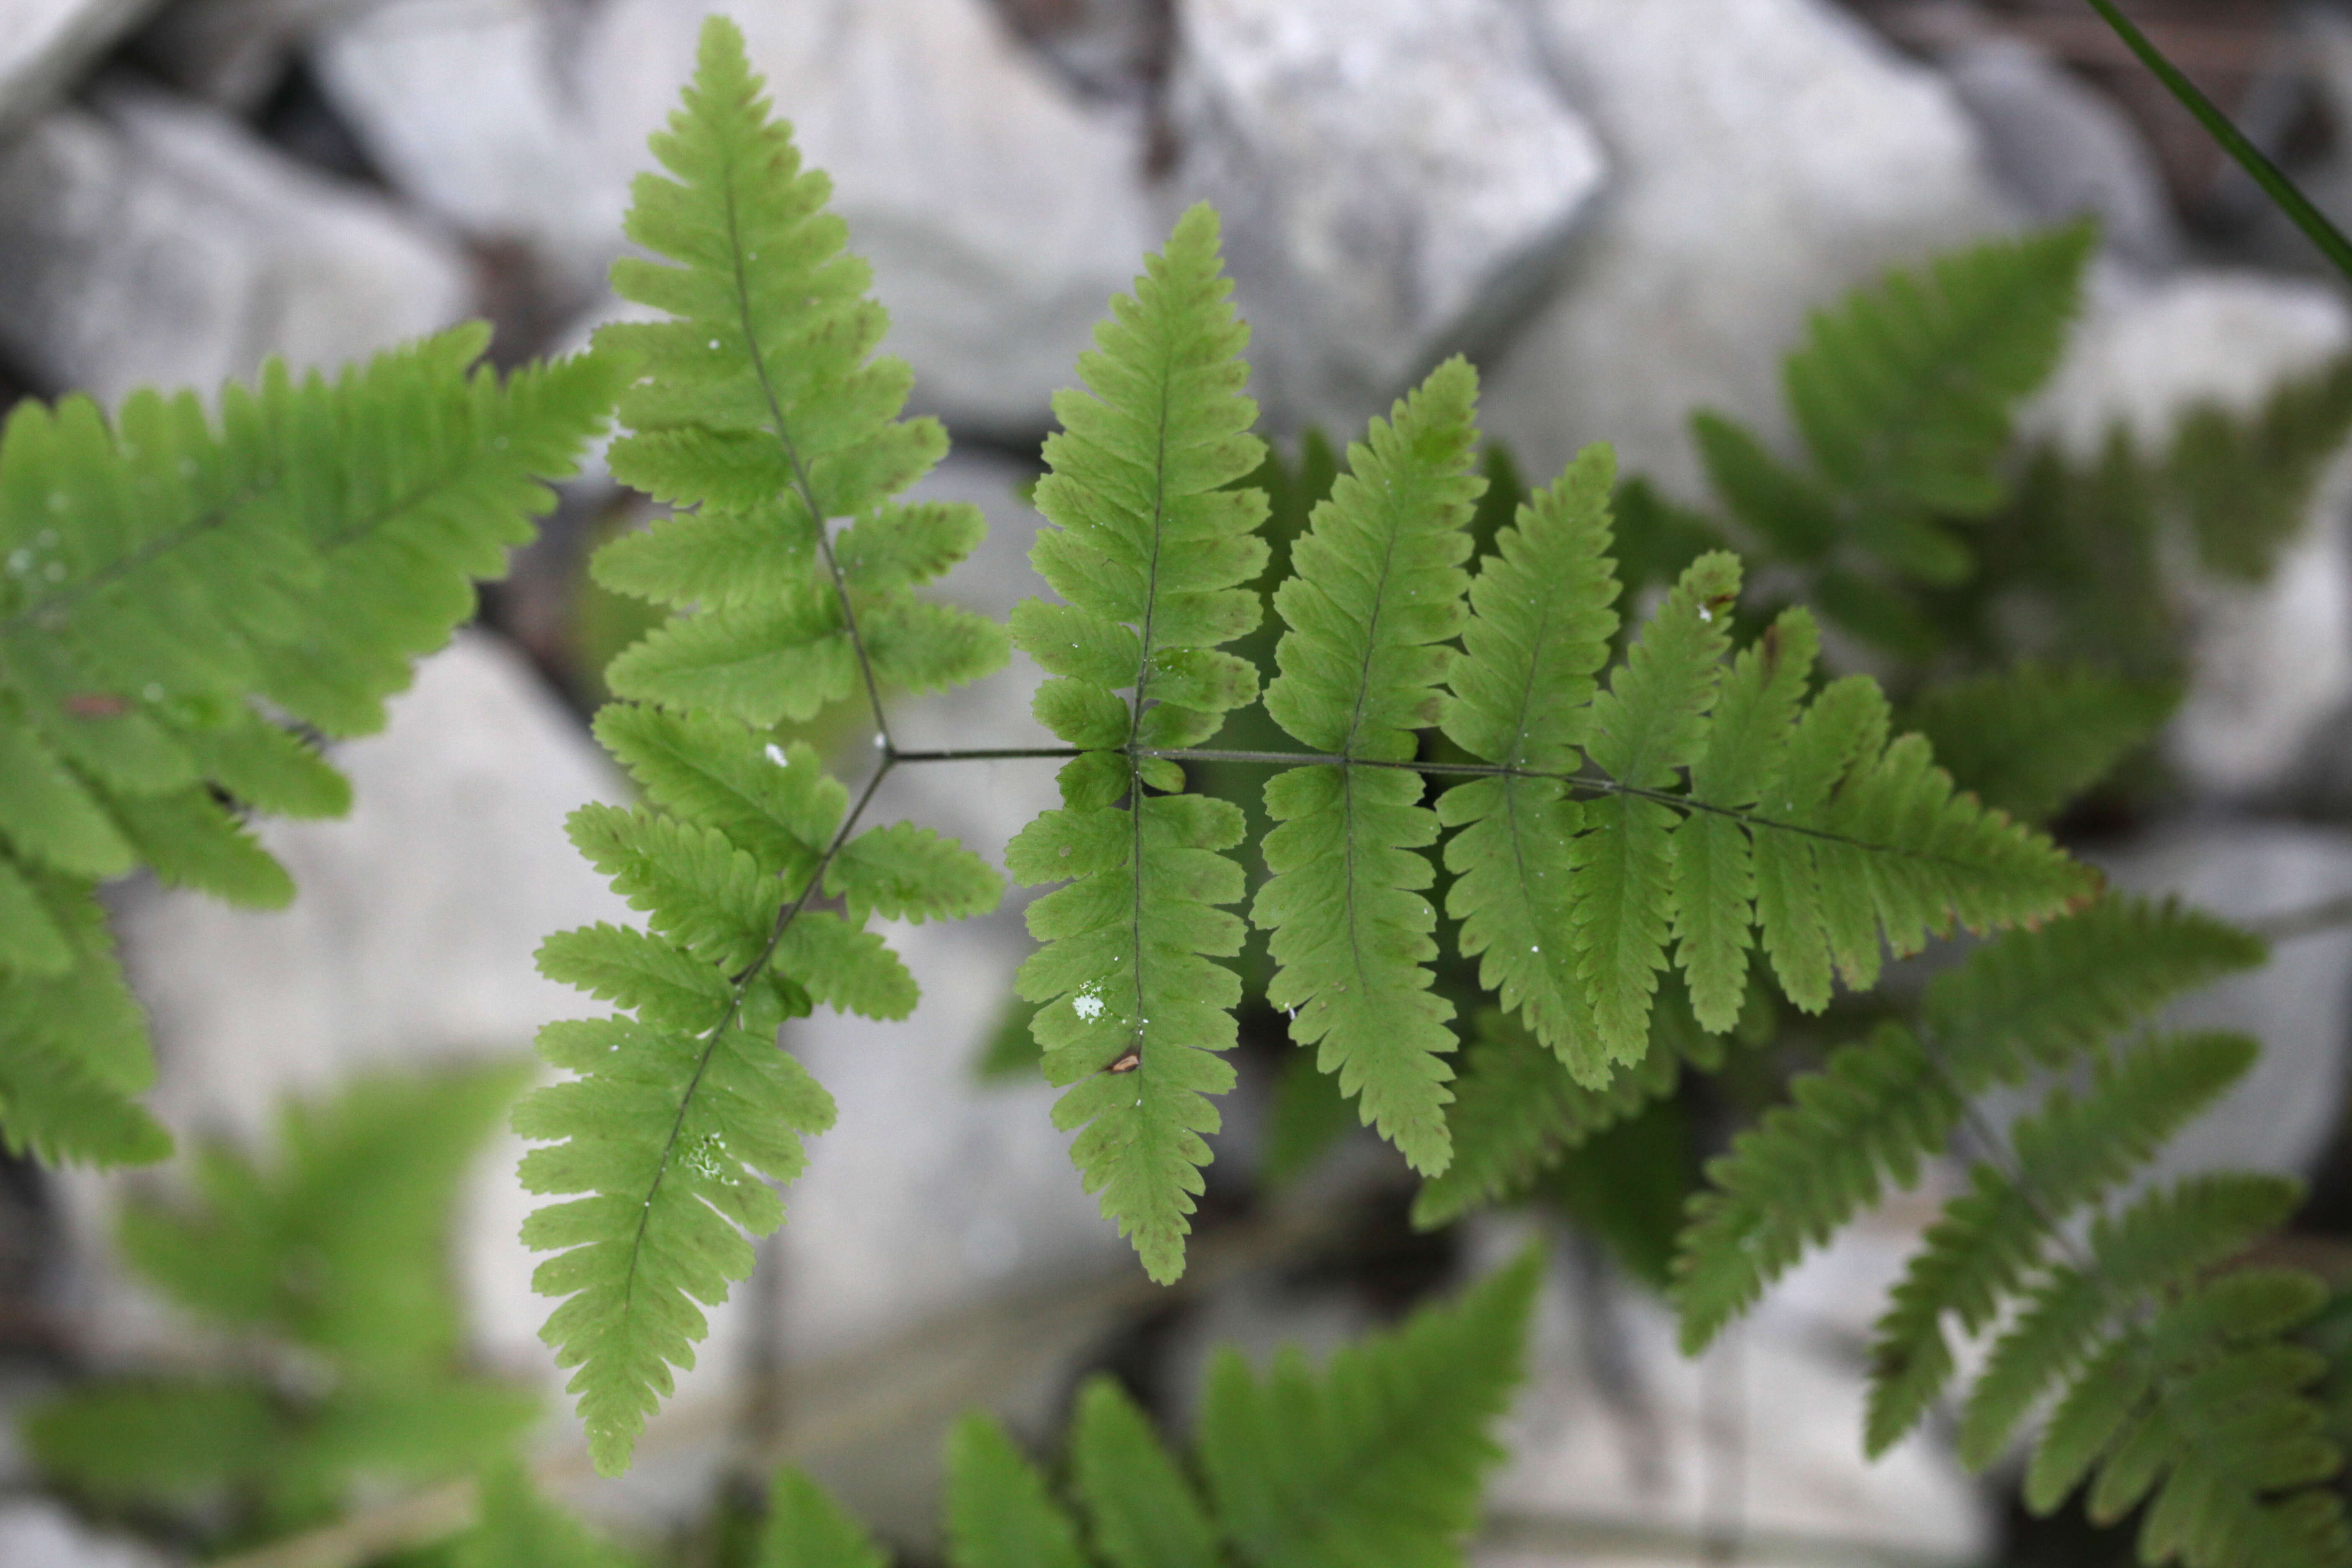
[[761, 1470, 888, 1568], [1571, 550, 1741, 1064], [1672, 606, 1820, 1031], [0, 324, 618, 1167], [946, 1414, 1089, 1568], [1906, 663, 2179, 826], [522, 15, 1006, 1474], [1863, 1032, 2259, 1455], [1071, 1377, 1221, 1568], [1255, 357, 1484, 1175], [1959, 1172, 2305, 1469], [1674, 898, 2266, 1357], [1411, 993, 1723, 1231], [1197, 1250, 1539, 1568], [1436, 445, 1620, 1070], [1003, 203, 1268, 1284]]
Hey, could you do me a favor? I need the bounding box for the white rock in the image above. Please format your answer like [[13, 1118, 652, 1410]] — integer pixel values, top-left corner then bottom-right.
[[1479, 1240, 1992, 1568], [311, 0, 618, 302], [2092, 823, 2352, 1183], [0, 0, 156, 142], [1486, 0, 2013, 502], [1165, 0, 1607, 432], [1940, 34, 2179, 271], [0, 83, 473, 402], [2026, 268, 2352, 798], [346, 0, 1159, 438], [52, 634, 694, 1406], [0, 1500, 170, 1568]]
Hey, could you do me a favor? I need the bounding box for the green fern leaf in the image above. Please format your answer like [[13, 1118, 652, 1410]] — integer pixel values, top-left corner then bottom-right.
[[945, 1413, 1089, 1568], [525, 15, 1006, 1473], [1435, 446, 1620, 1069], [1785, 222, 2095, 545], [1072, 1376, 1220, 1568], [1004, 203, 1269, 1282], [2169, 353, 2352, 583], [461, 1466, 637, 1568], [1864, 1032, 2258, 1455], [1197, 1249, 1538, 1568], [1674, 897, 2263, 1355], [0, 328, 618, 1166], [1256, 358, 1482, 1173], [762, 1471, 888, 1568], [1672, 606, 1817, 1031], [1412, 993, 1723, 1230], [1960, 1172, 2303, 1469], [1926, 897, 2266, 1082], [1906, 663, 2179, 825], [590, 18, 1005, 718]]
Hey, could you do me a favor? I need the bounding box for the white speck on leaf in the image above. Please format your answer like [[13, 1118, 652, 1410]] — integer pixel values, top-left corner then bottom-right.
[[765, 742, 790, 767]]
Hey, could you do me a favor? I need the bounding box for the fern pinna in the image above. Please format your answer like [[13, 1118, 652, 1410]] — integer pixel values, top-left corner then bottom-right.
[[1670, 896, 2352, 1568], [0, 325, 617, 1168], [534, 16, 2103, 1470]]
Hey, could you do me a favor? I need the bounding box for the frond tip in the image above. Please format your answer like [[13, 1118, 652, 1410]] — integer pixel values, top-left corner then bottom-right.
[[1006, 201, 1268, 1284], [523, 13, 1003, 1475]]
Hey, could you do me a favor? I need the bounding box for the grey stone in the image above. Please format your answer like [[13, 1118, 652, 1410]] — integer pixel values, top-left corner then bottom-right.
[[1476, 1228, 1992, 1568], [310, 0, 618, 303], [374, 0, 1159, 439], [0, 82, 473, 401], [1485, 0, 2014, 504], [1940, 34, 2181, 271], [0, 0, 159, 142], [133, 0, 381, 109], [2025, 267, 2352, 799], [1165, 0, 1607, 434], [2093, 823, 2352, 1183], [0, 1501, 170, 1568]]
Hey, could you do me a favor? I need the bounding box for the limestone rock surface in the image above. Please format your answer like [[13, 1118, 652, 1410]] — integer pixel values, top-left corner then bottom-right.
[[0, 83, 472, 401], [1484, 0, 2012, 502], [1165, 0, 1607, 432], [0, 0, 157, 141]]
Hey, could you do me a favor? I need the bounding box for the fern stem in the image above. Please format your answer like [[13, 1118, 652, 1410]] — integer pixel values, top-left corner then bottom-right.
[[2246, 892, 2352, 945], [710, 128, 896, 755], [614, 758, 894, 1320], [2085, 0, 2352, 283], [882, 741, 2015, 870]]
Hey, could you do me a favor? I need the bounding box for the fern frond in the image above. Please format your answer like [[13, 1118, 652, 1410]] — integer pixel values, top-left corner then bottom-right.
[[1255, 358, 1483, 1173], [1411, 993, 1723, 1230], [762, 1471, 887, 1568], [1072, 1377, 1220, 1568], [1435, 446, 1620, 1068], [0, 327, 618, 1164], [1571, 551, 1741, 1063], [946, 1414, 1089, 1568], [1906, 663, 2179, 825], [1197, 1249, 1538, 1568], [459, 1467, 637, 1568], [1864, 1032, 2258, 1455], [1672, 897, 2259, 1353], [1003, 204, 1266, 1284], [524, 17, 1007, 1475], [1981, 1184, 2352, 1568], [29, 1069, 539, 1536], [118, 1061, 528, 1378], [1783, 222, 2095, 566], [1924, 897, 2265, 1082], [590, 18, 1005, 718], [1960, 1172, 2304, 1468], [2169, 353, 2352, 583]]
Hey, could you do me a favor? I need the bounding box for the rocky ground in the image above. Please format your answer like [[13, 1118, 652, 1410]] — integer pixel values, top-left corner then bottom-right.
[[7, 2, 2352, 1565]]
